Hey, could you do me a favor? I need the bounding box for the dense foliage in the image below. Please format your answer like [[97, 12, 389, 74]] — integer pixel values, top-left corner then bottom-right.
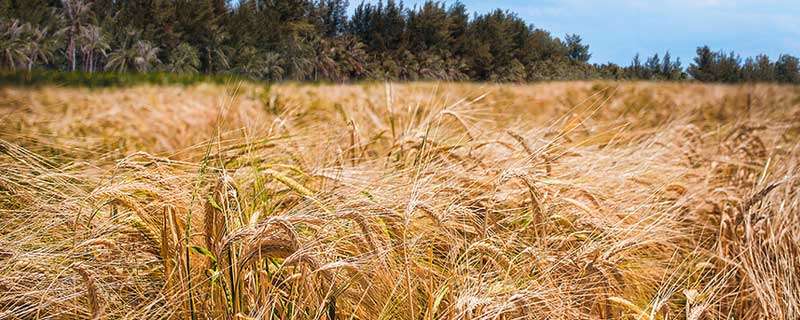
[[0, 69, 245, 87], [1, 0, 798, 83]]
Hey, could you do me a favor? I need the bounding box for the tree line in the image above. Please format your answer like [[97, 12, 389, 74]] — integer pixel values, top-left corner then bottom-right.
[[1, 0, 798, 84]]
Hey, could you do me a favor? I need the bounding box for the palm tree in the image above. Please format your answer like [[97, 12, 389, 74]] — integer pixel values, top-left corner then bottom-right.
[[311, 37, 339, 81], [22, 24, 59, 71], [105, 49, 131, 72], [443, 54, 469, 81], [204, 26, 230, 73], [418, 51, 446, 80], [168, 42, 200, 74], [282, 38, 314, 80], [233, 46, 267, 79], [262, 52, 285, 80], [334, 36, 369, 80], [231, 46, 286, 80], [132, 40, 160, 72], [399, 50, 420, 80], [106, 29, 160, 73], [0, 19, 28, 70], [105, 28, 136, 72], [60, 0, 92, 71], [23, 25, 53, 72], [78, 25, 109, 72]]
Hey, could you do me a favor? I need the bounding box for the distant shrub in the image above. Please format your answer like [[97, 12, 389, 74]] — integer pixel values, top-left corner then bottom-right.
[[0, 70, 250, 87]]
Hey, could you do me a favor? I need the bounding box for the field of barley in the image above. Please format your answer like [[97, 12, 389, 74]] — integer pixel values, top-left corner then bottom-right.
[[1, 81, 799, 319]]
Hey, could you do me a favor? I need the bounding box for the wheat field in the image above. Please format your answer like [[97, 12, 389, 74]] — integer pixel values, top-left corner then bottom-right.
[[0, 81, 799, 319]]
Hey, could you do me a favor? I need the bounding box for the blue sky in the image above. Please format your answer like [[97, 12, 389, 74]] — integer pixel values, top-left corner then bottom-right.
[[355, 0, 800, 65]]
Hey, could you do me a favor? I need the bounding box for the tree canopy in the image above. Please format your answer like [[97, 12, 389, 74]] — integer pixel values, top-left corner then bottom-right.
[[0, 0, 797, 83]]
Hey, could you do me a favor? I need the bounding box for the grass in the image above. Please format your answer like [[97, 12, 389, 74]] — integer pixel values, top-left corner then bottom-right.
[[0, 81, 799, 319], [0, 70, 249, 88]]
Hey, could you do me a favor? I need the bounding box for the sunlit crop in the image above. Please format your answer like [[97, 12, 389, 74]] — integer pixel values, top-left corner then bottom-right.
[[1, 81, 798, 319]]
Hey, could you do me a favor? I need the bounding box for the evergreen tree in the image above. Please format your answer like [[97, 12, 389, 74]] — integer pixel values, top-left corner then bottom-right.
[[316, 0, 349, 37], [446, 2, 469, 57], [1, 1, 796, 84], [0, 0, 58, 25], [644, 53, 660, 79], [688, 46, 715, 82], [565, 34, 590, 63], [407, 1, 448, 53], [753, 54, 775, 82], [661, 51, 682, 79], [627, 53, 643, 79], [716, 51, 742, 83], [775, 54, 800, 83]]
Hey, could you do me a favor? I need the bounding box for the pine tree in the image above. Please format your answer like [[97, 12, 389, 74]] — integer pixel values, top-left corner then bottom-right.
[[627, 53, 643, 79], [688, 46, 715, 81], [754, 54, 775, 82], [446, 2, 469, 57], [645, 53, 660, 79], [407, 1, 449, 53], [317, 0, 349, 37], [565, 34, 590, 63], [775, 54, 800, 83], [5, 0, 798, 84]]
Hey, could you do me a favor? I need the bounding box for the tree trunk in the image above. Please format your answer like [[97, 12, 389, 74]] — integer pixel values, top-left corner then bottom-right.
[[68, 34, 76, 71], [207, 50, 212, 74]]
